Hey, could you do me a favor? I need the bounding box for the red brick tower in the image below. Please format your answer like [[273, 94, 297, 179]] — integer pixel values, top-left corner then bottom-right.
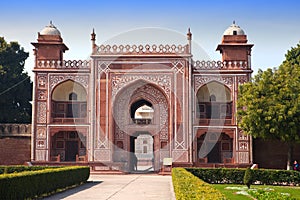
[[32, 21, 68, 62], [216, 21, 253, 67]]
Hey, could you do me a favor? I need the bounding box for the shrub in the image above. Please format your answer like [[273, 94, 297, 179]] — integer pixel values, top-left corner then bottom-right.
[[0, 166, 90, 199], [243, 168, 253, 188], [172, 168, 226, 200], [0, 165, 53, 174], [186, 168, 300, 186], [186, 168, 245, 184]]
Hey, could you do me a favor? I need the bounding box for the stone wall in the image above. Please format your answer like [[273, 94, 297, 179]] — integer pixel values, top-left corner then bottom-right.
[[0, 124, 31, 165], [253, 138, 300, 169]]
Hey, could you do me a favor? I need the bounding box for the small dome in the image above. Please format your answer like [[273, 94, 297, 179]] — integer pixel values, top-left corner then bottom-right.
[[223, 21, 245, 35], [40, 21, 61, 36]]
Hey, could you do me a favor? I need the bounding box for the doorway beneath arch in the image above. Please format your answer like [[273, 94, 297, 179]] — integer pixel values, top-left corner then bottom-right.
[[130, 132, 154, 172], [197, 132, 233, 164], [50, 131, 87, 162], [113, 81, 170, 173]]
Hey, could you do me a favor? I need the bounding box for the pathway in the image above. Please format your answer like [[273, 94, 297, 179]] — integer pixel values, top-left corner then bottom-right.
[[43, 174, 176, 200]]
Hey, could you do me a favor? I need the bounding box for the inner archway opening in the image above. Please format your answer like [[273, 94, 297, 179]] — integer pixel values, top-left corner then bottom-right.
[[130, 132, 154, 172], [130, 99, 153, 125]]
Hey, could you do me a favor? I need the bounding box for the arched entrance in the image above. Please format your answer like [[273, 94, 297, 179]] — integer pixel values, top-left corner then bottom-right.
[[113, 81, 169, 172], [50, 131, 87, 162], [130, 132, 154, 172], [197, 132, 233, 164]]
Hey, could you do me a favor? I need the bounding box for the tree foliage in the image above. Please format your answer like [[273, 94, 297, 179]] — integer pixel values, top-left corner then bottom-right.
[[0, 37, 32, 123], [243, 167, 253, 189], [238, 42, 300, 168]]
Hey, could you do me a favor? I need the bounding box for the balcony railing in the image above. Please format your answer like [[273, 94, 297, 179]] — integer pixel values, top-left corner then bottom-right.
[[36, 60, 90, 69], [197, 102, 233, 125], [132, 119, 152, 125], [51, 101, 87, 123], [193, 60, 249, 71]]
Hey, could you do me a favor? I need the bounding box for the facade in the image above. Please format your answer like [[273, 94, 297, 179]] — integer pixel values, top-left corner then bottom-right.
[[31, 22, 253, 172]]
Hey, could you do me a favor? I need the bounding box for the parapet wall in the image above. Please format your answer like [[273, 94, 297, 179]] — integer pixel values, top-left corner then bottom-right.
[[0, 124, 31, 137], [0, 124, 31, 165]]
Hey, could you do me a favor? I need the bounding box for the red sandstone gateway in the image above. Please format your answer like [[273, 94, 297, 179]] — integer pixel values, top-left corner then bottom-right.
[[30, 21, 253, 172]]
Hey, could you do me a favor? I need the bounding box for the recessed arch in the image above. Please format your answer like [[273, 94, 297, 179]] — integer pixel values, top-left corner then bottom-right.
[[196, 81, 232, 120], [197, 132, 233, 164], [196, 81, 231, 103], [51, 80, 87, 120], [112, 79, 169, 172], [52, 80, 87, 101]]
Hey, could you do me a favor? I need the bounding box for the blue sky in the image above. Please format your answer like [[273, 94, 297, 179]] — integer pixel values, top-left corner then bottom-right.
[[1, 0, 300, 78]]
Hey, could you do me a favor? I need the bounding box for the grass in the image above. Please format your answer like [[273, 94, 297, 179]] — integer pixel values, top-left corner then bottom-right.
[[213, 184, 300, 200]]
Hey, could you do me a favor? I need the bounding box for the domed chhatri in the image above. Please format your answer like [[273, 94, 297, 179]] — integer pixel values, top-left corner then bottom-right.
[[40, 21, 61, 36], [223, 21, 245, 35]]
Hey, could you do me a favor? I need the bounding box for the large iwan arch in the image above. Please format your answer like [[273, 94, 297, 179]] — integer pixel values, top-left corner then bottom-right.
[[112, 80, 170, 172]]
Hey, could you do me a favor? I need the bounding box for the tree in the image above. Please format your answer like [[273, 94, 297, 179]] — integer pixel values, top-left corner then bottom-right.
[[238, 42, 300, 170], [0, 37, 32, 123], [243, 167, 253, 189]]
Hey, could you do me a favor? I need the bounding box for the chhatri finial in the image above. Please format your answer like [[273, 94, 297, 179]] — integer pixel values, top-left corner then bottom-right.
[[233, 20, 236, 24], [91, 28, 96, 53], [91, 28, 96, 41], [48, 20, 56, 28], [187, 27, 192, 40]]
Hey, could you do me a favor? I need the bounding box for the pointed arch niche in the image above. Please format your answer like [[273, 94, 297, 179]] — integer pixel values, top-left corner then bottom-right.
[[51, 80, 87, 123], [112, 80, 170, 172], [196, 81, 232, 123]]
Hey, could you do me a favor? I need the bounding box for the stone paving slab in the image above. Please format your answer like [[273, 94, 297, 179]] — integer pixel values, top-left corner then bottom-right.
[[43, 174, 176, 200]]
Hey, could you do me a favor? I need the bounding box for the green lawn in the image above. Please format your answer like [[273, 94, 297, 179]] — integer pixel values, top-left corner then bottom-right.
[[213, 184, 300, 200]]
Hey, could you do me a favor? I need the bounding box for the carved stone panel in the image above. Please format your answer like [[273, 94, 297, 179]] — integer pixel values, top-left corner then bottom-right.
[[36, 150, 47, 161], [238, 152, 249, 163], [111, 74, 171, 99], [37, 102, 47, 123], [194, 76, 233, 91], [37, 127, 46, 139], [239, 142, 249, 150], [94, 149, 111, 162], [49, 74, 89, 90], [237, 75, 249, 84], [172, 150, 189, 162], [36, 140, 46, 149], [38, 90, 47, 101], [37, 74, 47, 89], [238, 129, 248, 140]]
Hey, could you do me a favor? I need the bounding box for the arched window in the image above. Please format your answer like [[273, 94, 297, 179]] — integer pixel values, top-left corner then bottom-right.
[[130, 100, 153, 125], [210, 95, 216, 102], [69, 92, 78, 101], [196, 82, 232, 120], [51, 81, 87, 120]]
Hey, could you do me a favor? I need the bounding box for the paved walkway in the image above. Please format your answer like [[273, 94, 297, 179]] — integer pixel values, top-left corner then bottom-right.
[[44, 174, 176, 200]]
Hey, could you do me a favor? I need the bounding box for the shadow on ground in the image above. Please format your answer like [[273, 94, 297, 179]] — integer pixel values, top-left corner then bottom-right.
[[43, 181, 102, 199]]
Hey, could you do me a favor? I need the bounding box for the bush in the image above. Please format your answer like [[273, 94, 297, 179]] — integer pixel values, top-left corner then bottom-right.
[[0, 166, 90, 199], [0, 165, 53, 174], [186, 168, 245, 184], [243, 168, 253, 188], [186, 168, 300, 186], [172, 168, 226, 200]]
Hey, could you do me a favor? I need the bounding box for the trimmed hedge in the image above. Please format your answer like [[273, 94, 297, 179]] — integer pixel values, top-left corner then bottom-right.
[[0, 165, 53, 174], [172, 168, 226, 200], [0, 166, 90, 199], [186, 168, 300, 185]]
